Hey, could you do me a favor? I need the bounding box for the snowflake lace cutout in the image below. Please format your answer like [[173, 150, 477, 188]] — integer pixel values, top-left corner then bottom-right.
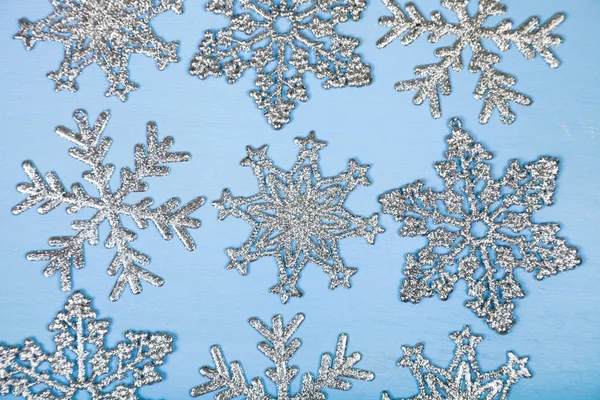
[[382, 326, 530, 400], [0, 291, 173, 398], [15, 0, 184, 101], [191, 313, 374, 398], [213, 132, 384, 303], [190, 0, 372, 129], [12, 109, 205, 301], [379, 118, 580, 334], [377, 0, 565, 124]]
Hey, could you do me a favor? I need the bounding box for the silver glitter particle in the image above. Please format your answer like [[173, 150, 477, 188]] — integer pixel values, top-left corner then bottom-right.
[[191, 313, 374, 398], [189, 0, 372, 129], [0, 291, 174, 398], [13, 109, 205, 301], [213, 132, 384, 303], [377, 0, 564, 124], [379, 118, 581, 334], [382, 326, 530, 399], [15, 0, 184, 101]]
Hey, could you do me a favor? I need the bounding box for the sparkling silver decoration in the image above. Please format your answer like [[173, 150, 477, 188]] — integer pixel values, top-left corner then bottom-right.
[[12, 109, 205, 301], [377, 0, 565, 124], [213, 132, 384, 302], [379, 118, 581, 334], [191, 313, 374, 398], [0, 291, 174, 398], [189, 0, 372, 129], [15, 0, 184, 101], [382, 326, 530, 400]]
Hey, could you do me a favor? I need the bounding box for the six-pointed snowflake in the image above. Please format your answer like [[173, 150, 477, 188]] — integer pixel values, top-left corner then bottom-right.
[[15, 0, 184, 101], [191, 313, 374, 398], [213, 132, 384, 303], [13, 109, 205, 301], [382, 326, 530, 400], [0, 291, 173, 398], [379, 118, 580, 334], [189, 0, 372, 129], [377, 0, 565, 124]]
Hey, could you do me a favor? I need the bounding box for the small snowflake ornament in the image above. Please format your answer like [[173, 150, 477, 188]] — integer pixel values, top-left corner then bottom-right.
[[214, 132, 384, 302], [382, 326, 530, 400], [191, 313, 374, 398], [377, 0, 565, 124], [379, 118, 580, 334], [13, 109, 205, 301], [0, 291, 173, 398], [190, 0, 372, 129], [15, 0, 184, 100]]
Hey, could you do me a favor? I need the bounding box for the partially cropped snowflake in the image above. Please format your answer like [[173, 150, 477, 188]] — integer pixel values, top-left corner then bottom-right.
[[213, 132, 384, 302], [0, 291, 173, 398], [191, 313, 374, 398], [379, 118, 580, 334], [12, 109, 205, 301], [15, 0, 184, 100], [377, 0, 565, 124], [382, 326, 530, 400], [190, 0, 372, 129]]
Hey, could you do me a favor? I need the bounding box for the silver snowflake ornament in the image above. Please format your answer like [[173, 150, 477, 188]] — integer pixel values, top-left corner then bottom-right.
[[13, 109, 205, 301], [15, 0, 184, 101], [0, 291, 173, 398], [191, 313, 374, 398], [214, 132, 384, 303], [377, 0, 564, 124], [190, 0, 372, 129], [379, 118, 580, 334], [382, 326, 530, 400]]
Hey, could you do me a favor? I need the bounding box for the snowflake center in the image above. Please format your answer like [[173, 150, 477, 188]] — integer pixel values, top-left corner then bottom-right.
[[273, 16, 294, 34], [469, 220, 489, 239]]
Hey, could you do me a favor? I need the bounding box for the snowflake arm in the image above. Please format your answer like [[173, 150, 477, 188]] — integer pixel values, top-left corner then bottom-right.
[[190, 313, 374, 399], [12, 109, 205, 301], [377, 0, 564, 124], [0, 291, 173, 399]]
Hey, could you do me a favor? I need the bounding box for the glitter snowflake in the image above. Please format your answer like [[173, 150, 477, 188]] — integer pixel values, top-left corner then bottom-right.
[[213, 132, 384, 302], [12, 109, 205, 301], [15, 0, 184, 101], [377, 0, 565, 124], [0, 291, 173, 398], [382, 326, 530, 400], [191, 313, 374, 398], [378, 118, 580, 334], [189, 0, 372, 129]]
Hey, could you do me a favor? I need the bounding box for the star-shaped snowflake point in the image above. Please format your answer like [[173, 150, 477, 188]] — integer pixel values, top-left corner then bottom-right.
[[383, 326, 531, 400], [379, 118, 581, 333], [190, 0, 372, 129], [377, 0, 565, 124], [214, 132, 384, 302], [15, 0, 184, 100]]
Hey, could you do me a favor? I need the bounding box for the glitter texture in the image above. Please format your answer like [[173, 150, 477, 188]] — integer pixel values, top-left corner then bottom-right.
[[213, 132, 384, 302], [15, 0, 184, 101], [12, 109, 205, 301], [191, 313, 374, 398], [377, 0, 564, 124], [379, 118, 581, 334], [382, 326, 530, 400], [0, 291, 173, 398], [189, 0, 372, 129]]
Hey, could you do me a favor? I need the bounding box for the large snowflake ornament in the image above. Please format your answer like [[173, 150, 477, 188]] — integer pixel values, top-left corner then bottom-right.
[[189, 0, 372, 129], [382, 326, 530, 400], [377, 0, 565, 124], [379, 118, 580, 334], [15, 0, 184, 101], [0, 291, 173, 398], [191, 313, 374, 398], [213, 132, 384, 303], [12, 109, 205, 301]]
